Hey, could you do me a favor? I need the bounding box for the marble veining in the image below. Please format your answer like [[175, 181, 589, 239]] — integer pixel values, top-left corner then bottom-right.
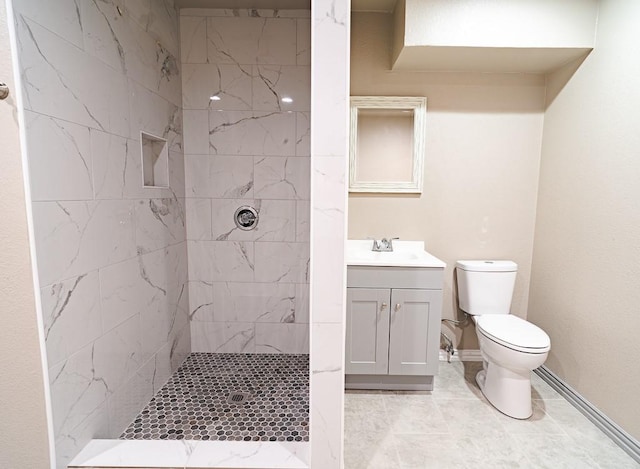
[[254, 157, 310, 199], [208, 282, 296, 323], [182, 8, 310, 18], [10, 1, 350, 467], [206, 17, 296, 66], [308, 1, 349, 468], [182, 63, 252, 110], [69, 439, 309, 468], [185, 155, 254, 198], [25, 111, 94, 202], [208, 110, 295, 156], [210, 199, 296, 242], [41, 271, 102, 368], [16, 14, 130, 137], [135, 197, 186, 254], [181, 9, 310, 354], [12, 0, 84, 48], [14, 0, 190, 467]]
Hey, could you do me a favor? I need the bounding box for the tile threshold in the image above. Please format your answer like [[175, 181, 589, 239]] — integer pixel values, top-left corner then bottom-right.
[[68, 439, 309, 469]]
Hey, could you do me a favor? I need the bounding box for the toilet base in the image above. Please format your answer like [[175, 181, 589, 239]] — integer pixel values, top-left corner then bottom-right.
[[476, 362, 533, 419]]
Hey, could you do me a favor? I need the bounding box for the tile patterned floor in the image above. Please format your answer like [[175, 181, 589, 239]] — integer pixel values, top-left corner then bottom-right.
[[344, 361, 639, 469], [121, 353, 309, 442]]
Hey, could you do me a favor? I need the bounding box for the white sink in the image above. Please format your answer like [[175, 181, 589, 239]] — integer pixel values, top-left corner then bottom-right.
[[346, 240, 446, 268]]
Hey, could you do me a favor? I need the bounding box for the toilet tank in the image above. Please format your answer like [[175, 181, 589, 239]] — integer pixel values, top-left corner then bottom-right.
[[456, 260, 517, 315]]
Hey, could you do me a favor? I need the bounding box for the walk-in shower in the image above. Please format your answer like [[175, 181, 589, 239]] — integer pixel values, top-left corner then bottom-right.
[[12, 0, 312, 466]]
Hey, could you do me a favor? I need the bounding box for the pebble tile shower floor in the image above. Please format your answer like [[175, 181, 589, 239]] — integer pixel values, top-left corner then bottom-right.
[[120, 353, 309, 442]]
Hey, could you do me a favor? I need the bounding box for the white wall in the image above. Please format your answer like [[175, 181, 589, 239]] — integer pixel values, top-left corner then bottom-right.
[[392, 0, 597, 73], [0, 1, 51, 466], [349, 12, 545, 348], [11, 0, 190, 465], [180, 9, 311, 354], [529, 0, 640, 441], [403, 0, 598, 48]]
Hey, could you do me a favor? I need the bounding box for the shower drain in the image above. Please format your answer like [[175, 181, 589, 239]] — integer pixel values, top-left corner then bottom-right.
[[227, 392, 251, 404]]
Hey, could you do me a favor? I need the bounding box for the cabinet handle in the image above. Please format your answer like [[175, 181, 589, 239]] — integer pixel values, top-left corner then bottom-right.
[[381, 302, 388, 310], [395, 303, 401, 312]]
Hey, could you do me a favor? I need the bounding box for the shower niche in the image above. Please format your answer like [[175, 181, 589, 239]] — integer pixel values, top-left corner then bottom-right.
[[141, 131, 169, 188]]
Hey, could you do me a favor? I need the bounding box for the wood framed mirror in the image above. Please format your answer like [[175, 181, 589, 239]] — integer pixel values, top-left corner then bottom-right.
[[349, 96, 426, 193]]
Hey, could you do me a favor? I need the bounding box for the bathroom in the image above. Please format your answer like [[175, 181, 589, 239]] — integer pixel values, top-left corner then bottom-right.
[[2, 0, 344, 466], [1, 0, 640, 468]]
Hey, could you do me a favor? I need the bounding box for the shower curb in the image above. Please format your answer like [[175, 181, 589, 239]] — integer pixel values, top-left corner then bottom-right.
[[68, 439, 309, 469]]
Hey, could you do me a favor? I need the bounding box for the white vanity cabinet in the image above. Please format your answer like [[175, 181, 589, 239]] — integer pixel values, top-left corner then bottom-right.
[[345, 265, 444, 390]]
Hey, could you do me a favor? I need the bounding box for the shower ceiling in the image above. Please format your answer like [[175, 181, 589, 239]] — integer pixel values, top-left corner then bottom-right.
[[351, 0, 396, 12], [175, 0, 311, 8], [175, 0, 398, 11]]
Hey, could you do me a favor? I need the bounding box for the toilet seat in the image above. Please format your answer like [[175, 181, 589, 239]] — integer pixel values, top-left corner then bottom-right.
[[476, 315, 550, 354]]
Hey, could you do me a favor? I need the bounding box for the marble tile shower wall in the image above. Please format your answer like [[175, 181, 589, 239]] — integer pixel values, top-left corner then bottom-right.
[[180, 9, 311, 354], [12, 1, 190, 466]]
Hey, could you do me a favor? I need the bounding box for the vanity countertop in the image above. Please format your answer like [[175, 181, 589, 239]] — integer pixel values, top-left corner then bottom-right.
[[346, 240, 446, 268]]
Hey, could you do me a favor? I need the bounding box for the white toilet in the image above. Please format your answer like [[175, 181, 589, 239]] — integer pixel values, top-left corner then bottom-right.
[[456, 260, 551, 419]]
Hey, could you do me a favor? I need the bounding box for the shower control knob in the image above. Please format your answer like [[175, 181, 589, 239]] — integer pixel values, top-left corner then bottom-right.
[[234, 205, 258, 231]]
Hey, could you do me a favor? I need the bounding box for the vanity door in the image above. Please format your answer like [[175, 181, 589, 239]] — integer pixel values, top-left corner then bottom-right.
[[388, 289, 442, 376], [345, 288, 391, 375]]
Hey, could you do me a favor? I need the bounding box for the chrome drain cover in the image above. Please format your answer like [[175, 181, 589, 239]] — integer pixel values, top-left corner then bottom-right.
[[227, 392, 251, 404]]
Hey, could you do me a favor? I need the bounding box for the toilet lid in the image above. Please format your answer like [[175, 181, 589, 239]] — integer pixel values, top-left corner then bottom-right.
[[476, 315, 550, 353]]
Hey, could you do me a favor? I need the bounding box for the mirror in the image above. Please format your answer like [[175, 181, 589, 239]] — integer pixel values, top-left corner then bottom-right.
[[349, 96, 426, 193]]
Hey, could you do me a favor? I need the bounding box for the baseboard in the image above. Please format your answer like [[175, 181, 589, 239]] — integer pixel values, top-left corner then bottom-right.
[[439, 348, 482, 362], [535, 365, 640, 464]]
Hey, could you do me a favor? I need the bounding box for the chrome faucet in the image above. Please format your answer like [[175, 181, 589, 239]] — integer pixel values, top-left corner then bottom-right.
[[371, 237, 398, 252]]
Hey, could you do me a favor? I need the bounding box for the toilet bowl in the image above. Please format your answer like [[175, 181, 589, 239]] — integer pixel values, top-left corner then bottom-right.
[[456, 260, 551, 419], [473, 314, 550, 418]]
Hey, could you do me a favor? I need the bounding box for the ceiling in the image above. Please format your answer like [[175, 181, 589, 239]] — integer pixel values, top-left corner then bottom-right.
[[175, 0, 311, 9], [175, 0, 397, 12], [351, 0, 396, 13]]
